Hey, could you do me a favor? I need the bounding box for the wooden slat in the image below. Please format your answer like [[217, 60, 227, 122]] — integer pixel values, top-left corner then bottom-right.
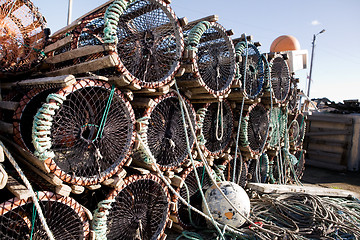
[[308, 115, 353, 124], [44, 34, 73, 53], [183, 15, 219, 31], [45, 54, 119, 77], [247, 183, 356, 198], [306, 130, 352, 136], [0, 101, 19, 111], [6, 175, 31, 199], [305, 159, 347, 171], [0, 121, 13, 135], [131, 98, 155, 108], [18, 75, 76, 87], [55, 184, 71, 196], [45, 45, 113, 64]]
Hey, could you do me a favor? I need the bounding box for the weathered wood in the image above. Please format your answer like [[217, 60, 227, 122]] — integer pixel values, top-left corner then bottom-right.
[[6, 175, 31, 199], [86, 184, 102, 190], [305, 159, 347, 171], [132, 157, 157, 172], [171, 175, 184, 188], [170, 202, 177, 212], [55, 184, 72, 196], [0, 164, 8, 189], [247, 182, 356, 198], [0, 101, 19, 111], [169, 214, 179, 224], [45, 55, 119, 77], [176, 80, 202, 88], [44, 35, 73, 53], [46, 45, 114, 64], [308, 115, 353, 124], [0, 121, 13, 134], [128, 166, 150, 175], [173, 167, 183, 174], [165, 170, 174, 178], [175, 67, 186, 77], [71, 185, 85, 194], [108, 176, 125, 189], [17, 75, 76, 87], [131, 98, 155, 108], [306, 130, 352, 136], [183, 15, 219, 30], [188, 87, 208, 94]]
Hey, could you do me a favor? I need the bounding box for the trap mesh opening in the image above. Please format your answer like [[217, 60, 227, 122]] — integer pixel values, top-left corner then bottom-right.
[[270, 55, 290, 102]]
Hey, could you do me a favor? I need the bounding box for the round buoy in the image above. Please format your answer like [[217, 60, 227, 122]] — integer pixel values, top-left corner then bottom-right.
[[270, 35, 300, 52], [202, 181, 250, 228]]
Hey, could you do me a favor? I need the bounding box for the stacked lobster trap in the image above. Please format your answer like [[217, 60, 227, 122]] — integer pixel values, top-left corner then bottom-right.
[[0, 0, 308, 238]]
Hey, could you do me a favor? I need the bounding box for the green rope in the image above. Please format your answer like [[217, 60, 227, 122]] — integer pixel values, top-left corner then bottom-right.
[[187, 21, 211, 51], [176, 231, 204, 240], [92, 199, 116, 240], [94, 85, 116, 141], [196, 108, 208, 146], [30, 191, 39, 240], [103, 0, 135, 44], [136, 116, 152, 163]]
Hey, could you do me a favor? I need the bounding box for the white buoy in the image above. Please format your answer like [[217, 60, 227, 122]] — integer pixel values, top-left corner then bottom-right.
[[202, 181, 250, 228]]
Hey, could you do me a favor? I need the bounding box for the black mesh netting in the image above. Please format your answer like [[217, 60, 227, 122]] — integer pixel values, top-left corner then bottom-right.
[[106, 176, 169, 240], [50, 81, 134, 182], [294, 149, 305, 179], [247, 155, 269, 183], [115, 0, 182, 86], [146, 95, 195, 169], [223, 158, 248, 188], [177, 165, 212, 228], [77, 15, 105, 48], [287, 80, 298, 112], [196, 23, 235, 92], [247, 104, 269, 153], [0, 0, 47, 73], [202, 101, 233, 155], [0, 192, 89, 240], [240, 44, 264, 99], [270, 56, 290, 102]]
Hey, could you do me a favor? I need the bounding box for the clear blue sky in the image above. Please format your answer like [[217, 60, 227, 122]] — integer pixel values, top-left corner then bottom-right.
[[33, 0, 360, 102]]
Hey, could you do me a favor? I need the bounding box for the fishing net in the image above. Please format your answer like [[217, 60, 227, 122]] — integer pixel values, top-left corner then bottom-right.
[[142, 92, 196, 170], [221, 157, 248, 188], [93, 174, 170, 240], [247, 154, 269, 183], [180, 21, 236, 96], [0, 0, 47, 74], [32, 79, 136, 185], [0, 191, 90, 239], [239, 103, 269, 155], [235, 42, 264, 99], [294, 149, 305, 180], [175, 162, 213, 229], [270, 54, 290, 103], [268, 107, 288, 148], [287, 78, 299, 113], [201, 101, 234, 155]]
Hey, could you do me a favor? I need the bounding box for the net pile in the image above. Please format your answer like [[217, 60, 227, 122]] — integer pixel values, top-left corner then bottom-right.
[[0, 0, 47, 75]]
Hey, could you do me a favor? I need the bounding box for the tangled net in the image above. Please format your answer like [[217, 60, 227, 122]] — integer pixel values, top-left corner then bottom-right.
[[0, 0, 47, 74], [201, 101, 234, 155], [0, 191, 90, 239], [143, 92, 196, 170], [32, 79, 136, 185], [93, 174, 170, 240]]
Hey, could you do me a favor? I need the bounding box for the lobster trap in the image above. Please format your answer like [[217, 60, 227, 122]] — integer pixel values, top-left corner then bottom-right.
[[134, 92, 196, 171], [44, 0, 184, 90], [92, 174, 170, 240], [0, 191, 90, 239], [30, 78, 136, 186], [176, 19, 236, 101], [0, 0, 48, 76]]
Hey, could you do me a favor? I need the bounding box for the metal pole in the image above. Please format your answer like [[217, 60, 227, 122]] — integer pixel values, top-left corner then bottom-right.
[[307, 34, 316, 97], [67, 0, 73, 25]]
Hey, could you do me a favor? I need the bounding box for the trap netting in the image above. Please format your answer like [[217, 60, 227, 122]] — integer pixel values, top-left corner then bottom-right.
[[286, 78, 299, 113], [92, 174, 170, 240], [294, 149, 305, 180], [288, 113, 306, 150], [0, 191, 90, 239], [239, 103, 269, 155], [235, 41, 264, 99], [32, 79, 136, 185], [138, 92, 196, 170], [0, 0, 47, 74], [198, 100, 234, 155], [268, 107, 288, 148], [218, 156, 248, 188], [247, 154, 269, 183], [181, 21, 236, 96], [174, 162, 213, 229], [270, 54, 291, 103], [111, 0, 183, 88]]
